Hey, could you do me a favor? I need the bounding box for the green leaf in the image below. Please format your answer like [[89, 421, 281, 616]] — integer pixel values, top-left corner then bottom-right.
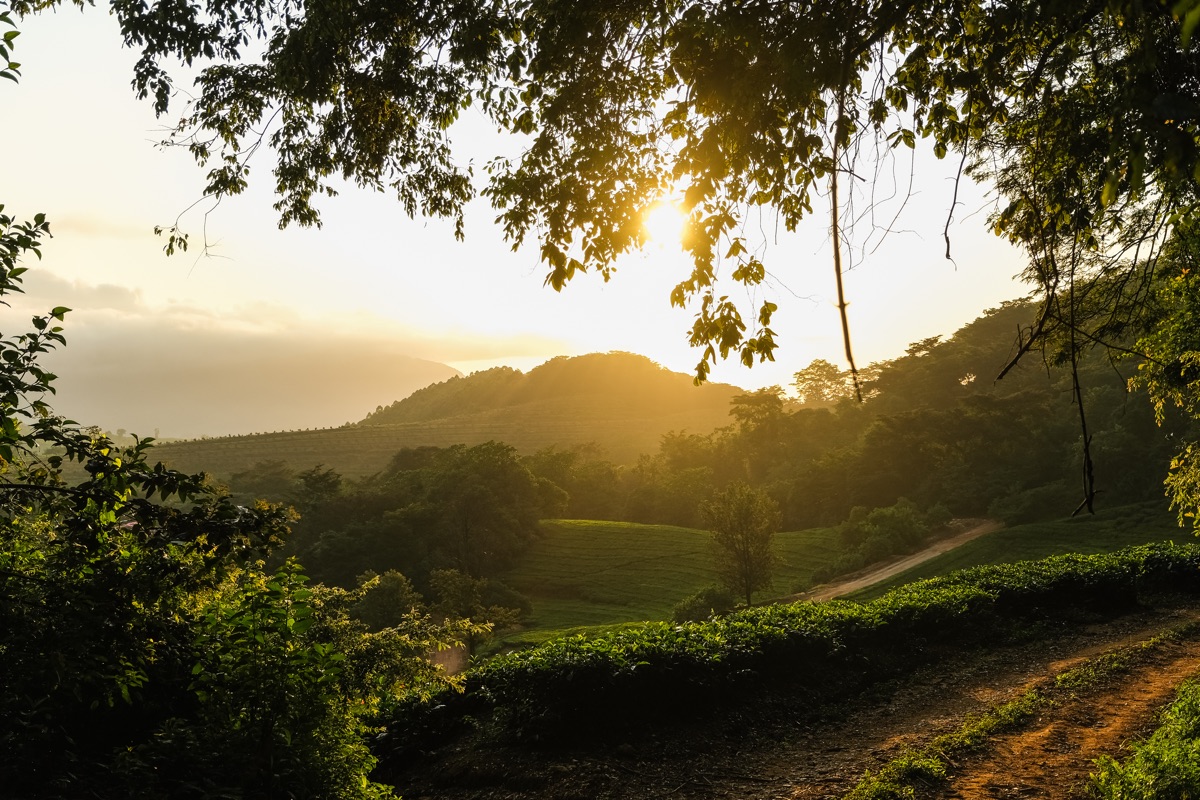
[[1101, 174, 1120, 207], [1182, 1, 1200, 45]]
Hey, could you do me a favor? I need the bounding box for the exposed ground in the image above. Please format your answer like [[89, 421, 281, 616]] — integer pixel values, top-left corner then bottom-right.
[[390, 602, 1200, 800]]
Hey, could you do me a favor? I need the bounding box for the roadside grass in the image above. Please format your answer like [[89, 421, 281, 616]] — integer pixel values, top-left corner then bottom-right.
[[845, 619, 1200, 800], [847, 503, 1184, 602], [1090, 671, 1200, 798], [496, 520, 840, 646]]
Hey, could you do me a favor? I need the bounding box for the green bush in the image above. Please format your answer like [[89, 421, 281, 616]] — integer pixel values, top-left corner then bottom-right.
[[1090, 676, 1200, 799], [0, 203, 475, 798], [672, 585, 737, 622], [381, 542, 1200, 753], [822, 498, 944, 584]]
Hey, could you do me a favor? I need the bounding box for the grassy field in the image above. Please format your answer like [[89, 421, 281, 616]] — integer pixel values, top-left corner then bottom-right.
[[497, 519, 841, 646], [493, 504, 1189, 648], [847, 502, 1187, 601]]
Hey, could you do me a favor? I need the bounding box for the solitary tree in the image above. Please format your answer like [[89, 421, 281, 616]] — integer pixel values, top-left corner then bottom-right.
[[701, 482, 782, 606]]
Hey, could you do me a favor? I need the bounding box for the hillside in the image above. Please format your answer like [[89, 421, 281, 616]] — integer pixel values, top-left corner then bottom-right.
[[360, 351, 742, 426], [151, 352, 744, 478], [489, 507, 1183, 648], [497, 520, 842, 645]]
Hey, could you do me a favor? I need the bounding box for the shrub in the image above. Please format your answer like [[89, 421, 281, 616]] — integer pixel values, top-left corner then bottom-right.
[[381, 542, 1200, 753], [1091, 676, 1200, 799], [672, 585, 737, 622]]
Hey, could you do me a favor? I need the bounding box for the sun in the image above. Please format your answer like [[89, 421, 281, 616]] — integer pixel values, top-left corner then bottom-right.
[[642, 200, 687, 247]]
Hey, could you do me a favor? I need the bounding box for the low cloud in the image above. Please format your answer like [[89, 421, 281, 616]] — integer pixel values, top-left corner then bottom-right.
[[15, 273, 565, 438], [48, 213, 156, 242]]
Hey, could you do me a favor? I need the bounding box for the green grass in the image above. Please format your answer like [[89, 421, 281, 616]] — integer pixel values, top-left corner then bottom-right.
[[497, 519, 841, 643], [497, 504, 1188, 648], [847, 502, 1186, 601], [1090, 671, 1200, 798]]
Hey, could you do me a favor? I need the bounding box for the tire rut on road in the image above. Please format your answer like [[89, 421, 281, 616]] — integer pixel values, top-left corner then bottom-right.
[[934, 630, 1200, 799]]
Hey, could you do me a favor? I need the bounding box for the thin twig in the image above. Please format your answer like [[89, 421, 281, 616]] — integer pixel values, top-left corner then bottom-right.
[[830, 88, 862, 401], [944, 145, 969, 263]]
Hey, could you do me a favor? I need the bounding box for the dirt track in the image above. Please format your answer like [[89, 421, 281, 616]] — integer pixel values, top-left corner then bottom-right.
[[392, 603, 1200, 800], [791, 519, 1005, 603]]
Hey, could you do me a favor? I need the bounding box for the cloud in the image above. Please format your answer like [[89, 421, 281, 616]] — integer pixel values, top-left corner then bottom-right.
[[48, 213, 155, 242], [20, 271, 145, 313], [15, 272, 566, 438]]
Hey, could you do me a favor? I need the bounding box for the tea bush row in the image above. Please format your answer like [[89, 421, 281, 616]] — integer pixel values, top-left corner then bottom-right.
[[381, 543, 1200, 756]]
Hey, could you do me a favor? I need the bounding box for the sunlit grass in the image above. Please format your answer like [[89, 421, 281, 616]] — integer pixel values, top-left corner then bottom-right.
[[847, 502, 1184, 601], [496, 505, 1186, 649], [496, 519, 841, 644]]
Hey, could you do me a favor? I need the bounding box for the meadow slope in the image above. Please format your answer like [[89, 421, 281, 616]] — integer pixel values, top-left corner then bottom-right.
[[496, 506, 1187, 645], [497, 519, 842, 646]]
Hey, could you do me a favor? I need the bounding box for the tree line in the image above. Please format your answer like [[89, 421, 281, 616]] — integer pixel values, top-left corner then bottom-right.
[[217, 297, 1189, 622]]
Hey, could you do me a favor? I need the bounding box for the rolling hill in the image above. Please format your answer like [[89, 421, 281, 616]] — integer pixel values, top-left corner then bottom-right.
[[496, 519, 843, 644], [489, 505, 1185, 648], [151, 352, 745, 479]]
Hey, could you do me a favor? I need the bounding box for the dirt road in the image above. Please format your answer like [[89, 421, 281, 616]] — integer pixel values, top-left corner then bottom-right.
[[792, 519, 1005, 603]]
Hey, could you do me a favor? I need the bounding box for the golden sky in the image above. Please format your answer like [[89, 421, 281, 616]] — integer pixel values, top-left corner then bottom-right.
[[2, 9, 1030, 437]]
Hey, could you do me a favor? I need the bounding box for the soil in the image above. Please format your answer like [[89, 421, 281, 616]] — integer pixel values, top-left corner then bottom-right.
[[388, 602, 1200, 800]]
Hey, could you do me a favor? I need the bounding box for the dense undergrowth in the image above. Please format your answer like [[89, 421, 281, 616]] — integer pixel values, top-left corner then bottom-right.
[[377, 542, 1200, 773]]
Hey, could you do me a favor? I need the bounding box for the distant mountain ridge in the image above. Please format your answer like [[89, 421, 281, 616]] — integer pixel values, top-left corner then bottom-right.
[[153, 352, 745, 478]]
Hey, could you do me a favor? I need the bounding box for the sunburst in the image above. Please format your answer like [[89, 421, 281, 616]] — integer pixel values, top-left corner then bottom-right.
[[642, 200, 687, 247]]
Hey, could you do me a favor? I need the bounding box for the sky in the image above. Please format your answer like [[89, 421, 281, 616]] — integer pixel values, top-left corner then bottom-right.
[[1, 8, 1032, 438]]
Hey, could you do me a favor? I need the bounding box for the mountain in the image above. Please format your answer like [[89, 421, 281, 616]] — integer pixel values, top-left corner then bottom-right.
[[152, 352, 745, 479], [360, 351, 742, 425]]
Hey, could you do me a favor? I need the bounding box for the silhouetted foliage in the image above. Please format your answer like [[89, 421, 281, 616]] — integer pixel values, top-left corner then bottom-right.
[[0, 207, 477, 797]]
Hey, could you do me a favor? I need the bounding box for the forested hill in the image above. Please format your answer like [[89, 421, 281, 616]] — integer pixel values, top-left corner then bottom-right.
[[357, 352, 742, 426], [151, 352, 744, 478]]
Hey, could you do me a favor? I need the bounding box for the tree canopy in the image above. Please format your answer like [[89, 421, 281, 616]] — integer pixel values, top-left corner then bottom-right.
[[701, 481, 781, 605], [12, 0, 1200, 515], [14, 0, 1198, 375]]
